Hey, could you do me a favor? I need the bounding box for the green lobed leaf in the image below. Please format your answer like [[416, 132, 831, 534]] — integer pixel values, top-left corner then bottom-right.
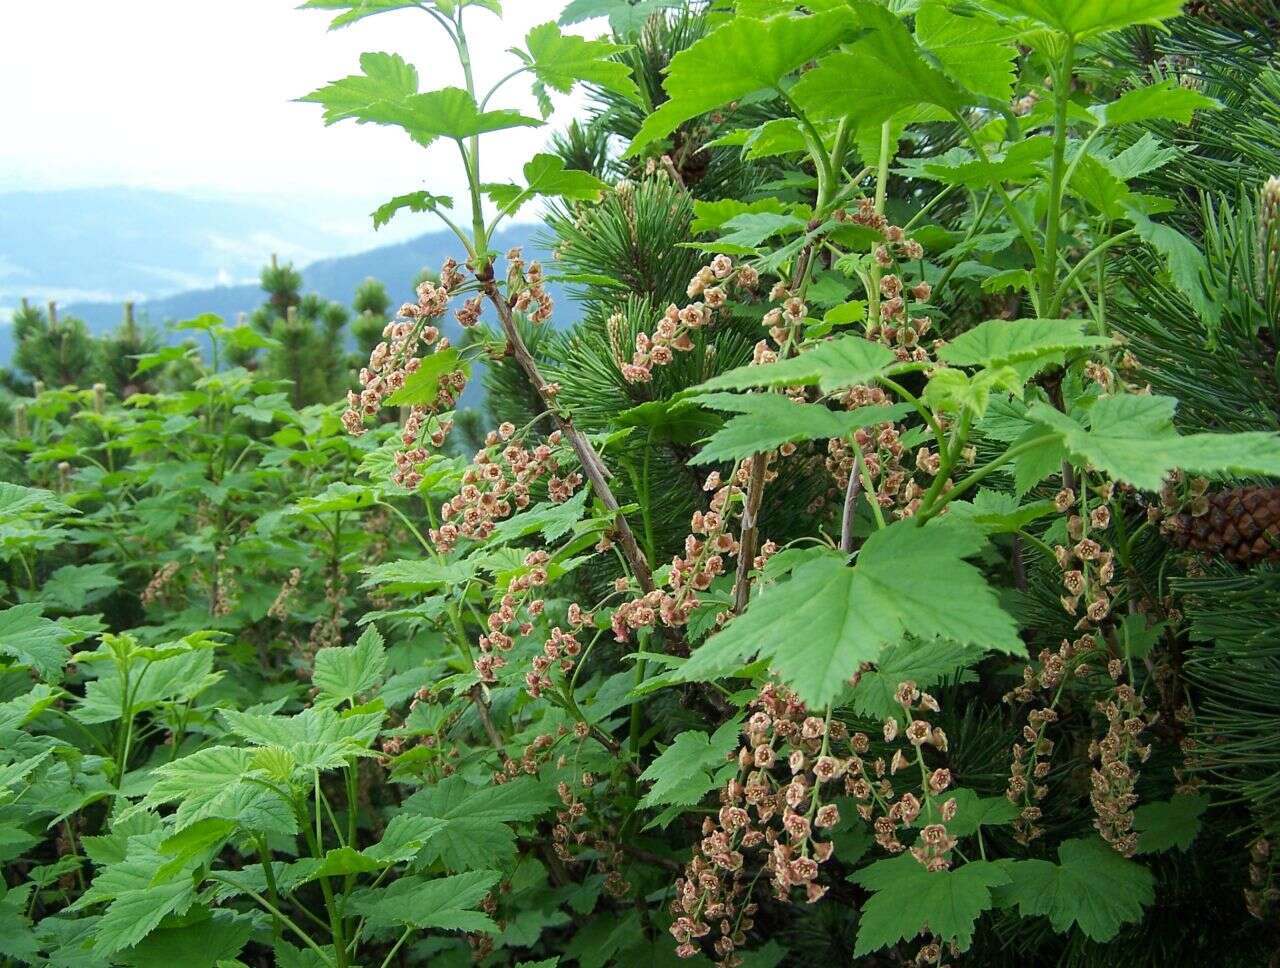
[[1093, 78, 1219, 128], [0, 604, 70, 680], [523, 22, 640, 104], [384, 347, 468, 407], [1134, 793, 1209, 853], [312, 624, 387, 705], [851, 855, 1011, 955], [486, 153, 610, 214], [688, 335, 898, 395], [994, 836, 1154, 942], [625, 8, 857, 156], [372, 190, 454, 229], [690, 395, 911, 465], [676, 519, 1023, 707], [938, 318, 1112, 369], [638, 717, 740, 810], [345, 870, 501, 932], [979, 0, 1185, 39], [1027, 395, 1280, 491]]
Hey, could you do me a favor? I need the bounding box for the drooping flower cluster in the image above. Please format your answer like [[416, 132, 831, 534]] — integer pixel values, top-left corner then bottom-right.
[[846, 682, 958, 871], [141, 561, 180, 606], [1089, 664, 1152, 856], [474, 549, 551, 686], [618, 254, 758, 383], [430, 426, 578, 554], [836, 197, 935, 363], [611, 467, 748, 641], [669, 685, 843, 966], [1053, 480, 1119, 629], [506, 247, 555, 323], [267, 567, 301, 620], [342, 258, 465, 438]]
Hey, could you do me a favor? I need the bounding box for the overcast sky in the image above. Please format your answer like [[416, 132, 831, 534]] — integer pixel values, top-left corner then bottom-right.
[[3, 0, 582, 230]]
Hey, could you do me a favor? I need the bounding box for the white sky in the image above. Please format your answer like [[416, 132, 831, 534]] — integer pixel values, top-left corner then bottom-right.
[[2, 0, 584, 233]]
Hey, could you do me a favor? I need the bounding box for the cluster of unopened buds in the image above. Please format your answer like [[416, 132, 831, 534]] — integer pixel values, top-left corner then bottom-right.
[[506, 248, 554, 323], [670, 685, 843, 966], [342, 258, 465, 438], [612, 467, 747, 641], [431, 426, 578, 553], [618, 254, 758, 383]]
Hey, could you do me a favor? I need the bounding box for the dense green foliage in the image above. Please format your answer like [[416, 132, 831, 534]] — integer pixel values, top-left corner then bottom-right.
[[2, 1, 1280, 966]]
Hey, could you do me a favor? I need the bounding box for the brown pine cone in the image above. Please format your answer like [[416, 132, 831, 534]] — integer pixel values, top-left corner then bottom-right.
[[1167, 486, 1280, 565]]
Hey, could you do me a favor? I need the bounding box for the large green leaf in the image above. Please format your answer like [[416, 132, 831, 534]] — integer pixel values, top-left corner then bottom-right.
[[792, 3, 975, 128], [0, 604, 69, 680], [404, 775, 555, 871], [346, 870, 500, 932], [852, 855, 1011, 955], [938, 318, 1111, 369], [691, 395, 911, 465], [312, 625, 387, 706], [1133, 793, 1209, 853], [1027, 395, 1280, 491], [676, 520, 1023, 707], [522, 22, 640, 105], [486, 153, 609, 214], [145, 746, 297, 836], [914, 2, 1019, 101], [384, 348, 467, 407], [689, 335, 897, 394], [638, 718, 740, 810], [994, 836, 1154, 941], [626, 9, 856, 155], [299, 51, 420, 126], [979, 0, 1185, 38], [302, 60, 540, 146], [1092, 78, 1219, 128]]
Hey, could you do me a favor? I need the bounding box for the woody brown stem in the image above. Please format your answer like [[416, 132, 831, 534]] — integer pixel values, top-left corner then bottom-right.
[[730, 244, 815, 614], [482, 281, 657, 596], [469, 684, 509, 764], [732, 454, 770, 614]]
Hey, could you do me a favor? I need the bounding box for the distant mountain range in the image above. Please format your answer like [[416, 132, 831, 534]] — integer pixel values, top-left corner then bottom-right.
[[61, 224, 547, 333], [0, 187, 382, 311], [0, 187, 571, 372]]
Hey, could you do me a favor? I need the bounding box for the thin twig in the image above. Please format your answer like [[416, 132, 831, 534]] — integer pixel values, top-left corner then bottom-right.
[[840, 451, 864, 555], [469, 684, 508, 762], [481, 278, 656, 595]]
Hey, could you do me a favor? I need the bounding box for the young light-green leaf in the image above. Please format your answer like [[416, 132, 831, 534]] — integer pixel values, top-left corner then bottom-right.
[[689, 335, 898, 395]]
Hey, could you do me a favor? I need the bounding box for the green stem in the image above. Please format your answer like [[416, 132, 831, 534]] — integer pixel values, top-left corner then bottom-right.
[[1041, 37, 1076, 317], [1053, 228, 1135, 314], [209, 876, 335, 968], [919, 434, 1057, 522]]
